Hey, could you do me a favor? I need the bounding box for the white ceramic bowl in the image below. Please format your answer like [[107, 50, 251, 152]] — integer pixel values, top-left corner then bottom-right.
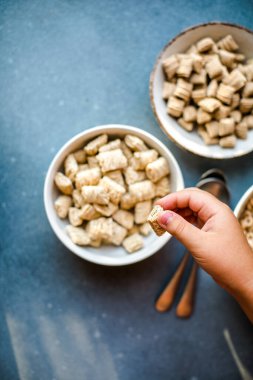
[[234, 184, 253, 219], [44, 124, 184, 266], [150, 22, 253, 159]]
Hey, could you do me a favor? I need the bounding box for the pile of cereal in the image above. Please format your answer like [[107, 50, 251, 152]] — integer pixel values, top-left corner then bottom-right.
[[54, 134, 171, 253], [162, 35, 253, 148], [239, 196, 253, 249]]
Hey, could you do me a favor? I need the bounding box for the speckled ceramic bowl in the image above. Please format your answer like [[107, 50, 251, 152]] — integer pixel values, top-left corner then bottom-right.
[[44, 125, 184, 266], [150, 22, 253, 159]]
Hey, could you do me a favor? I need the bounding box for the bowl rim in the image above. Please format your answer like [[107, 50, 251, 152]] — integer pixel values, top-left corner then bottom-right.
[[150, 21, 253, 160], [43, 124, 184, 266], [234, 184, 253, 218]]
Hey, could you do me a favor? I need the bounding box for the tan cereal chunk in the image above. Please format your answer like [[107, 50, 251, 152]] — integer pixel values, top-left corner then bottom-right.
[[97, 148, 128, 172], [54, 172, 73, 195], [122, 233, 144, 253], [54, 195, 72, 219], [84, 134, 108, 155], [124, 134, 148, 152], [113, 209, 134, 230], [147, 205, 165, 236], [66, 225, 90, 246]]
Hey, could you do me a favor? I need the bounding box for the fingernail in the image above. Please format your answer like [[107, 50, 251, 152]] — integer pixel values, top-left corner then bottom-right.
[[158, 212, 173, 227]]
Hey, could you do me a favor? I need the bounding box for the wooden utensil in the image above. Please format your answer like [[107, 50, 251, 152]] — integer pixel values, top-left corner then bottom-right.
[[176, 262, 198, 318]]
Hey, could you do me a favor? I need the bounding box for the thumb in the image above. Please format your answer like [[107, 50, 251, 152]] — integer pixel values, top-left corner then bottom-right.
[[157, 211, 204, 252]]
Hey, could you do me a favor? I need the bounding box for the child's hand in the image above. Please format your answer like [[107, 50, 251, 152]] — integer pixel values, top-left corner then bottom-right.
[[156, 188, 253, 322]]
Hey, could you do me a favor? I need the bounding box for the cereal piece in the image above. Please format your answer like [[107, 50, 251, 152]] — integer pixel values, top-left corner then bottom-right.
[[177, 57, 193, 78], [230, 93, 240, 110], [134, 200, 152, 224], [186, 45, 197, 54], [54, 172, 73, 195], [106, 170, 125, 187], [218, 49, 236, 68], [240, 98, 253, 114], [219, 135, 236, 148], [192, 88, 206, 104], [131, 150, 158, 170], [216, 83, 235, 104], [54, 195, 72, 219], [230, 110, 242, 124], [64, 154, 78, 181], [120, 141, 133, 159], [110, 221, 127, 246], [190, 69, 206, 85], [205, 56, 223, 79], [214, 104, 231, 120], [146, 157, 170, 183], [155, 176, 171, 197], [235, 121, 248, 139], [86, 217, 111, 242], [174, 79, 193, 101], [183, 105, 197, 122], [235, 53, 245, 62], [217, 35, 239, 51], [113, 209, 134, 230], [167, 96, 185, 117], [162, 55, 179, 79], [84, 134, 108, 155], [242, 82, 253, 98], [66, 225, 90, 246], [178, 118, 194, 132], [198, 97, 221, 113], [139, 223, 152, 236], [129, 180, 156, 202], [75, 167, 101, 189], [197, 37, 214, 53], [78, 164, 89, 172], [71, 189, 84, 209], [240, 63, 253, 81], [243, 115, 253, 129], [205, 121, 219, 138], [223, 69, 247, 91], [100, 176, 126, 204], [87, 156, 99, 168], [198, 126, 219, 145], [162, 82, 176, 100], [81, 185, 109, 205], [94, 202, 118, 217], [97, 148, 127, 172], [219, 118, 235, 136], [90, 238, 102, 247], [207, 79, 218, 97], [122, 233, 144, 253], [80, 204, 101, 220], [124, 135, 148, 152], [120, 192, 137, 210], [190, 53, 203, 73], [73, 150, 86, 164], [127, 225, 140, 236], [124, 166, 146, 185], [147, 205, 165, 236], [98, 139, 121, 153], [196, 108, 212, 125], [68, 207, 83, 227]]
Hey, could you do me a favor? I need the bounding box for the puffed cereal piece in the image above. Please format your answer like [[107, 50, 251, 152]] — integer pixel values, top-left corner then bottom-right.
[[134, 200, 152, 224], [78, 164, 89, 172], [162, 55, 179, 79], [183, 105, 197, 122], [197, 37, 214, 53], [240, 98, 253, 114], [219, 118, 235, 136], [73, 149, 86, 164], [110, 221, 127, 246], [243, 115, 253, 129], [214, 105, 231, 120], [162, 82, 176, 100], [87, 156, 99, 168], [190, 69, 207, 85], [113, 209, 134, 230], [97, 148, 127, 172], [242, 82, 253, 98], [186, 45, 197, 54], [178, 118, 194, 132], [174, 79, 193, 101], [106, 170, 125, 187], [84, 134, 108, 155], [147, 205, 165, 236], [54, 195, 72, 219], [205, 121, 220, 138], [64, 154, 78, 181], [123, 166, 146, 185], [75, 167, 101, 189], [177, 56, 193, 78], [131, 150, 158, 170], [139, 223, 152, 236], [216, 83, 235, 104], [205, 56, 223, 79], [207, 79, 218, 97], [120, 192, 137, 210], [230, 93, 240, 110], [146, 157, 170, 183], [124, 135, 148, 152], [122, 233, 144, 253], [190, 53, 203, 73], [167, 96, 185, 117], [72, 189, 84, 208], [155, 176, 171, 197], [54, 172, 73, 195], [68, 207, 83, 227], [219, 135, 236, 148], [129, 180, 156, 202], [198, 127, 219, 145], [127, 224, 140, 236], [192, 87, 206, 104], [86, 217, 111, 242], [217, 35, 239, 51], [80, 204, 101, 221], [66, 225, 90, 246], [223, 69, 247, 91], [230, 110, 242, 124], [196, 108, 212, 125], [98, 139, 121, 153], [120, 141, 133, 160], [235, 121, 248, 139], [94, 202, 118, 217], [81, 185, 109, 205], [240, 63, 253, 81], [198, 97, 221, 113], [218, 49, 236, 68], [100, 176, 126, 204]]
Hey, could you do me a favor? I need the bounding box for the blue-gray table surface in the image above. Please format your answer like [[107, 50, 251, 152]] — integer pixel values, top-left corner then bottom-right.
[[1, 0, 253, 379]]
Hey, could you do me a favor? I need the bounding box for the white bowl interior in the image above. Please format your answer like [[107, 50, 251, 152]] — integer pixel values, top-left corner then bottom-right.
[[44, 125, 184, 266], [151, 23, 253, 159], [234, 184, 253, 219]]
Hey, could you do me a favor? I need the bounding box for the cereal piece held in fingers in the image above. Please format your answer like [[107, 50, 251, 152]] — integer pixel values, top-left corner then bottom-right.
[[122, 233, 144, 253], [84, 134, 108, 155], [54, 195, 72, 219], [148, 205, 166, 236], [55, 172, 73, 195]]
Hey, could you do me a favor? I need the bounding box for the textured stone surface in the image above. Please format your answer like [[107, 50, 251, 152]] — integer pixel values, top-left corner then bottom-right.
[[1, 0, 253, 379]]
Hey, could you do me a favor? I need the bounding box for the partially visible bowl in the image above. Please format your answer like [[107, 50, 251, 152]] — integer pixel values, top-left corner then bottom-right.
[[234, 184, 253, 219], [150, 22, 253, 159], [44, 124, 184, 266]]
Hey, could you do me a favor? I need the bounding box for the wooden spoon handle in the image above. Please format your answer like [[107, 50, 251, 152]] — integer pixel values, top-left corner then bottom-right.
[[176, 262, 198, 318], [155, 253, 190, 313]]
